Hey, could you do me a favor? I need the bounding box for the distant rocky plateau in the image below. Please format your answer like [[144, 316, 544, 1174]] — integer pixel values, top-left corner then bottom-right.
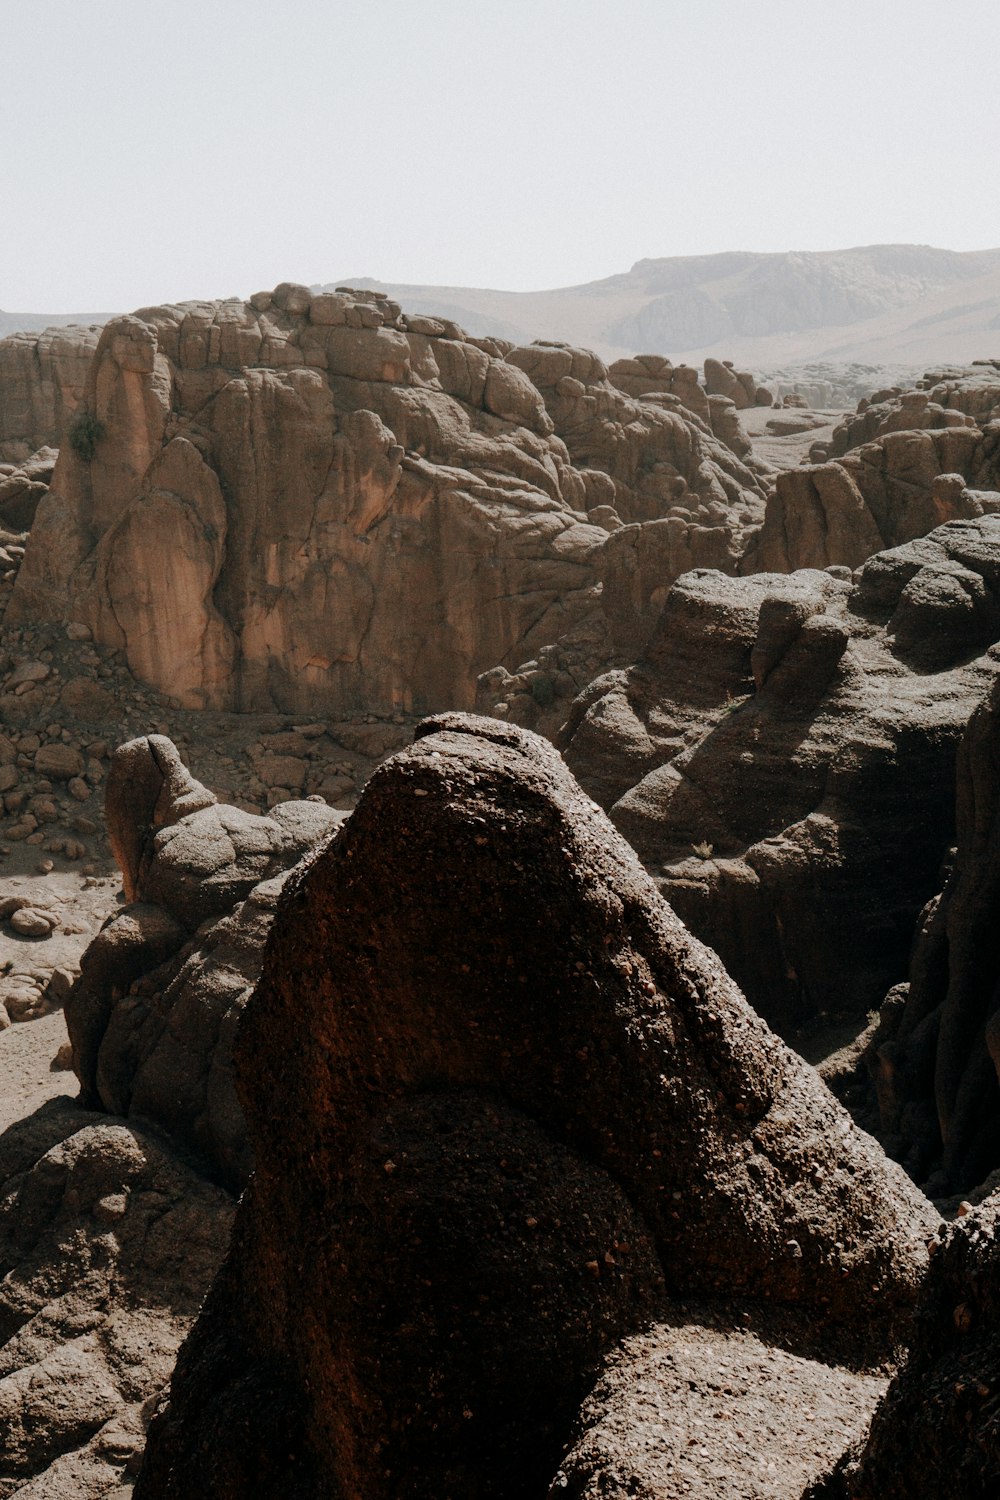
[[2, 277, 1000, 1496]]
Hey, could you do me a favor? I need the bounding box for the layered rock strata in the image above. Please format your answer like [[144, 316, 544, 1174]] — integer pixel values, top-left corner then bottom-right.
[[559, 516, 1000, 1037], [134, 715, 935, 1500]]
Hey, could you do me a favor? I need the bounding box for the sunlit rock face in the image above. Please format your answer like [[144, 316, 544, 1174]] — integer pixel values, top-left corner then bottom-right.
[[7, 285, 765, 716], [0, 325, 99, 461]]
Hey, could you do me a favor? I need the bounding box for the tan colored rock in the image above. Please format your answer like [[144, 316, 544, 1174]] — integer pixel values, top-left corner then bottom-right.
[[10, 290, 764, 717], [0, 325, 100, 458], [33, 742, 85, 780]]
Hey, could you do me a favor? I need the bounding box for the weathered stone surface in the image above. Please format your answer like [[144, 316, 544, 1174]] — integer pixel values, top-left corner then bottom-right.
[[134, 715, 934, 1500], [866, 671, 1000, 1192], [0, 327, 99, 460], [821, 1193, 1000, 1499], [9, 294, 764, 716], [0, 1099, 233, 1499], [560, 517, 1000, 1037], [68, 735, 342, 1185], [746, 377, 1000, 574]]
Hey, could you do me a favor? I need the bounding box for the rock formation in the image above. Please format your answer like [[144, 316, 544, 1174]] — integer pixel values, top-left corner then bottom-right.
[[67, 734, 341, 1188], [6, 287, 765, 718], [746, 373, 1000, 575], [866, 671, 1000, 1193], [134, 715, 935, 1500], [0, 326, 99, 461], [817, 1194, 1000, 1498], [0, 1096, 233, 1498], [559, 516, 1000, 1038]]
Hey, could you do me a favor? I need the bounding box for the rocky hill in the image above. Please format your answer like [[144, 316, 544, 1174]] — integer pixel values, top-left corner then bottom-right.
[[322, 243, 1000, 380]]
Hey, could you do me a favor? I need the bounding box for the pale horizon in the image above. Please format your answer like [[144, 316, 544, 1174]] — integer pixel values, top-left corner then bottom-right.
[[5, 0, 1000, 313]]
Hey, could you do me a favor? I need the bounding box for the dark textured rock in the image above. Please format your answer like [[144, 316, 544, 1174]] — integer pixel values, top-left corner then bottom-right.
[[135, 715, 934, 1500], [867, 669, 1000, 1191], [820, 1194, 1000, 1499], [560, 518, 1000, 1036]]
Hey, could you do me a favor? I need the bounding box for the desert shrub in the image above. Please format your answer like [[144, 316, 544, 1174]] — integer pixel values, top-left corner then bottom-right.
[[68, 409, 105, 462]]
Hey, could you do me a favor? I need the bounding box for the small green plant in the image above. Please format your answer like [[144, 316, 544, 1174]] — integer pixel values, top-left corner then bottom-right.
[[691, 840, 714, 860], [68, 409, 106, 462]]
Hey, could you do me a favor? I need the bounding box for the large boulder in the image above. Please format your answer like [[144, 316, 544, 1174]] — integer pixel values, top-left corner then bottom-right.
[[560, 516, 1000, 1037], [134, 715, 934, 1500], [67, 735, 341, 1187]]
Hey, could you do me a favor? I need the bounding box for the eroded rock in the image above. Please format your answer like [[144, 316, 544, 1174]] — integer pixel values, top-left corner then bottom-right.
[[134, 714, 934, 1500]]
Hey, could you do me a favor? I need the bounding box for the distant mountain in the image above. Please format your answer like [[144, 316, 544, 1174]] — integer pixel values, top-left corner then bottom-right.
[[0, 309, 110, 339], [316, 245, 1000, 372]]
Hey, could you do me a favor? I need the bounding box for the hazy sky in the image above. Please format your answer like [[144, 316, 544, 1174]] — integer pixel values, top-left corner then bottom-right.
[[5, 0, 999, 311]]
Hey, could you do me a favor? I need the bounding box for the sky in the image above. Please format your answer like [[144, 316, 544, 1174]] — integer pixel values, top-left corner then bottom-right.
[[4, 0, 1000, 312]]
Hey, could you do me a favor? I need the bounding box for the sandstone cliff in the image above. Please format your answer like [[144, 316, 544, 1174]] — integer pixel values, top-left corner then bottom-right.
[[0, 326, 99, 462], [8, 286, 765, 717]]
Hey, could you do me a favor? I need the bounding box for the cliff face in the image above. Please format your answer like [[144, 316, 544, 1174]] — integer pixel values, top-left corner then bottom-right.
[[8, 286, 765, 717], [0, 326, 99, 461]]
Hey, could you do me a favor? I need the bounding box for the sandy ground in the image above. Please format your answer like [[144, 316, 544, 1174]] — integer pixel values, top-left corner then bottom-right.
[[743, 402, 844, 470], [0, 1009, 75, 1131]]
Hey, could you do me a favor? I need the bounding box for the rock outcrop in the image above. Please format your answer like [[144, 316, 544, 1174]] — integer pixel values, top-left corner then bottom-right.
[[67, 734, 341, 1187], [0, 327, 99, 461], [0, 1096, 233, 1498], [819, 1194, 1000, 1498], [559, 516, 1000, 1037], [8, 288, 765, 717], [867, 671, 1000, 1193], [746, 366, 1000, 575], [134, 715, 935, 1500]]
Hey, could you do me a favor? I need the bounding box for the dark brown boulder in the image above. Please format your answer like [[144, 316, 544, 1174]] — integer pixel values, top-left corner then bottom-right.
[[868, 672, 1000, 1192], [135, 715, 934, 1500], [818, 1194, 1000, 1499]]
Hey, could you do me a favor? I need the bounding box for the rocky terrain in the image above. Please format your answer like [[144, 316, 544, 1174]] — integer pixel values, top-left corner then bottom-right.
[[4, 287, 1000, 1495]]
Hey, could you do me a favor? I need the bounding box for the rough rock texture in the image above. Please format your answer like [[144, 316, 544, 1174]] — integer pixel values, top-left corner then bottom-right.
[[747, 366, 1000, 575], [560, 517, 1000, 1037], [819, 1193, 1000, 1499], [0, 327, 99, 461], [68, 735, 341, 1187], [551, 1305, 889, 1499], [703, 357, 761, 411], [8, 290, 764, 717], [867, 669, 1000, 1192], [134, 715, 934, 1500], [0, 1097, 233, 1498], [0, 447, 57, 532]]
